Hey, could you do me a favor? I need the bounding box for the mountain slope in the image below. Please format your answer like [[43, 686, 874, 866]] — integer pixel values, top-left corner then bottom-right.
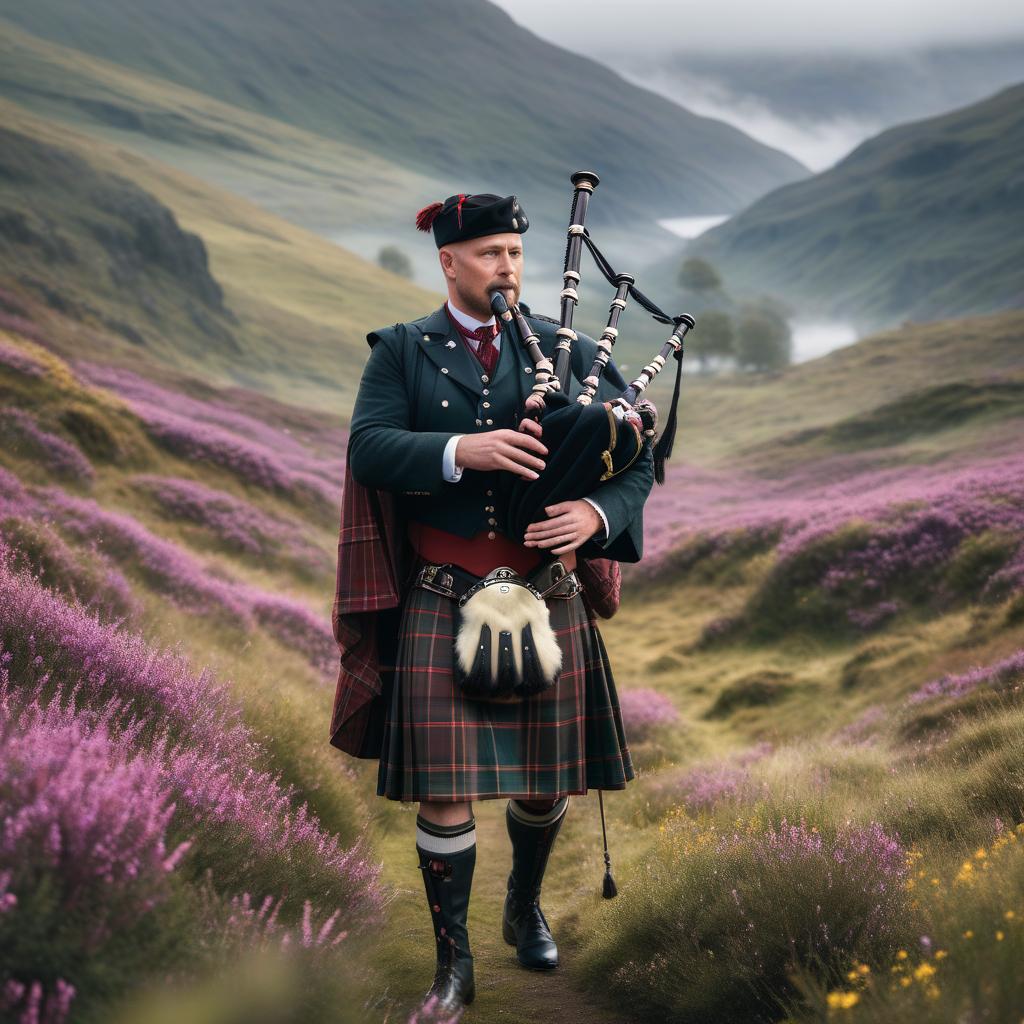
[[0, 100, 440, 413], [687, 84, 1024, 328], [0, 0, 806, 227]]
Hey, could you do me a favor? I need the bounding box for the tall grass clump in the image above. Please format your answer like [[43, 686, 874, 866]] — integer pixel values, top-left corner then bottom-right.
[[578, 811, 913, 1023]]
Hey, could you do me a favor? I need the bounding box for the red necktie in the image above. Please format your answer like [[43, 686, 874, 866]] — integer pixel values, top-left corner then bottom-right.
[[461, 322, 500, 376]]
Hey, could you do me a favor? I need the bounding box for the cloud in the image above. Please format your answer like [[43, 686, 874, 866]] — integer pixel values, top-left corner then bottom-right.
[[494, 0, 1024, 53]]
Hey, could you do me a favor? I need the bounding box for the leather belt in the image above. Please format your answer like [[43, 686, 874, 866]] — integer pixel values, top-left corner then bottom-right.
[[413, 559, 582, 602]]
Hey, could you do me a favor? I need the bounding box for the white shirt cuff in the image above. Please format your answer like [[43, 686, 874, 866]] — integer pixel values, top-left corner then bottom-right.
[[442, 434, 465, 482], [582, 496, 609, 544]]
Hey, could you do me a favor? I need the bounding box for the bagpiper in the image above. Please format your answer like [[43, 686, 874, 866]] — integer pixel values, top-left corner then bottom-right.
[[330, 191, 654, 1015]]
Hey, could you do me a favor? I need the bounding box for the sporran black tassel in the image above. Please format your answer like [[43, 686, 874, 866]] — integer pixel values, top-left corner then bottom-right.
[[598, 789, 617, 899]]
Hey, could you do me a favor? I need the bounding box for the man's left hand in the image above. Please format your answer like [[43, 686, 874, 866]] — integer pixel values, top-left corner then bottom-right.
[[523, 500, 602, 555]]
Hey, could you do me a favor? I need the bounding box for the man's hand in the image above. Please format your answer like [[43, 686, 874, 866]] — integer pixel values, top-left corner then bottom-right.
[[454, 418, 546, 479], [523, 500, 602, 556]]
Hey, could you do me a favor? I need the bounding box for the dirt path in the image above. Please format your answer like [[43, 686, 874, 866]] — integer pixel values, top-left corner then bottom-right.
[[358, 784, 636, 1024]]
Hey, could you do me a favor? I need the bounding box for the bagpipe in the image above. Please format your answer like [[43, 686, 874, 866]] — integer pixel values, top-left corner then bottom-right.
[[490, 170, 696, 545]]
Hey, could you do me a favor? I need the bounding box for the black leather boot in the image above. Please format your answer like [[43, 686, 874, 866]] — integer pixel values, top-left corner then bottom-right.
[[502, 796, 568, 970], [417, 823, 476, 1013]]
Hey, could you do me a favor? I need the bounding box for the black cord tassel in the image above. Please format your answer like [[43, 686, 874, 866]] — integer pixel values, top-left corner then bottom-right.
[[598, 789, 617, 898], [652, 344, 684, 485]]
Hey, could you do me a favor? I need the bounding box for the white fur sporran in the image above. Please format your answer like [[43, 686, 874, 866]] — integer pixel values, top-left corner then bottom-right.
[[454, 567, 562, 702]]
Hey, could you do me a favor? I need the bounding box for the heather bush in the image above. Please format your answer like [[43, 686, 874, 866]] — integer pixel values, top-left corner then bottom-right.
[[578, 813, 914, 1023], [0, 687, 194, 1018], [0, 339, 44, 379], [1, 560, 382, 916], [132, 474, 323, 574], [786, 821, 1024, 1024], [0, 407, 94, 483], [40, 489, 251, 623], [249, 593, 337, 678], [1, 514, 139, 623], [618, 686, 681, 742]]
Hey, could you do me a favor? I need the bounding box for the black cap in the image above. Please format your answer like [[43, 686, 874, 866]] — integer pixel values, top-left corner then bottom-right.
[[415, 193, 529, 248]]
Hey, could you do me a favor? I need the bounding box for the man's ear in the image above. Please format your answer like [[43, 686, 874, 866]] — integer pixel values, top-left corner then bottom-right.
[[438, 247, 457, 281]]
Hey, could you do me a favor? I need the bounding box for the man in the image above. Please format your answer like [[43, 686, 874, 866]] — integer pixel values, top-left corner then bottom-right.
[[334, 192, 653, 1014]]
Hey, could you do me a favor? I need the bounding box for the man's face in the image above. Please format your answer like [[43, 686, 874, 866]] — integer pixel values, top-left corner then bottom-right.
[[440, 232, 524, 317]]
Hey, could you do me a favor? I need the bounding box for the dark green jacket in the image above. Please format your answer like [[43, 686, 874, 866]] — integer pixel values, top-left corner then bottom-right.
[[347, 303, 654, 562]]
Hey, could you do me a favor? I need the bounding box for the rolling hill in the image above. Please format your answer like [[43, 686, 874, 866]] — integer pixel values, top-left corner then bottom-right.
[[0, 0, 806, 235], [685, 83, 1024, 328], [0, 101, 441, 413]]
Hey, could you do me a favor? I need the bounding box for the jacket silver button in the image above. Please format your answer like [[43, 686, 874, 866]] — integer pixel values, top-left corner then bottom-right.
[[485, 418, 493, 425], [487, 530, 496, 539], [475, 418, 482, 426], [488, 517, 496, 525], [482, 388, 489, 395], [423, 335, 430, 342], [481, 374, 489, 382], [486, 489, 493, 496], [441, 399, 448, 407], [441, 367, 449, 374], [482, 401, 490, 409], [524, 367, 533, 374]]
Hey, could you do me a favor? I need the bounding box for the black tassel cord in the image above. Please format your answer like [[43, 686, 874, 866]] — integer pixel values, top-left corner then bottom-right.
[[598, 789, 617, 898], [579, 230, 688, 487]]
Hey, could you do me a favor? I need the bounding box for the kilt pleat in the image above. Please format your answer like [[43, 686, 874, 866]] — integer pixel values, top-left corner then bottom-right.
[[376, 576, 635, 802]]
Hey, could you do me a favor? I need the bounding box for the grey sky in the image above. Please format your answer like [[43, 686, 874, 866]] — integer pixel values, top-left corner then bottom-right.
[[492, 0, 1024, 53]]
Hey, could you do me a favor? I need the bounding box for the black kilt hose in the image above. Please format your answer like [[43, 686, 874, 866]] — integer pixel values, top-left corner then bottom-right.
[[376, 560, 635, 803]]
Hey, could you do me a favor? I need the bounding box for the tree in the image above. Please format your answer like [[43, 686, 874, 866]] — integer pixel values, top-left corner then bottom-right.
[[377, 245, 413, 279], [678, 257, 722, 294], [735, 306, 792, 372], [689, 310, 734, 373]]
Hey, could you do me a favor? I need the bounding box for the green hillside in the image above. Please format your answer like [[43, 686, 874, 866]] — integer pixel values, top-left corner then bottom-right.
[[0, 0, 806, 231], [0, 101, 440, 413], [0, 21, 446, 238], [686, 84, 1024, 328]]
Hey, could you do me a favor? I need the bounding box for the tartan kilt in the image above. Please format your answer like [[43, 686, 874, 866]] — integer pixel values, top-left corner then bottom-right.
[[376, 568, 636, 802]]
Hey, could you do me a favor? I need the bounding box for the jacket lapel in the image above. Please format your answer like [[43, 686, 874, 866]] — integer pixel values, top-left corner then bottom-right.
[[416, 304, 534, 400]]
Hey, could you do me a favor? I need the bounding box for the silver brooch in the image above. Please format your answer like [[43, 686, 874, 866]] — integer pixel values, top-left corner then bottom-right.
[[446, 339, 456, 349]]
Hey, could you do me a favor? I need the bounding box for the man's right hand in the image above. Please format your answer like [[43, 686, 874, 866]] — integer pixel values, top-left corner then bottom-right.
[[454, 419, 547, 479]]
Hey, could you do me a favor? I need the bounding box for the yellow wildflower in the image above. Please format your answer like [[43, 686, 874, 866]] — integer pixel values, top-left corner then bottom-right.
[[858, 963, 870, 975], [963, 930, 974, 939], [826, 991, 860, 1010], [900, 976, 912, 988], [925, 984, 941, 1000], [1005, 910, 1016, 920], [935, 949, 948, 960], [896, 949, 908, 960], [914, 963, 937, 981], [996, 930, 1005, 941], [975, 847, 987, 859]]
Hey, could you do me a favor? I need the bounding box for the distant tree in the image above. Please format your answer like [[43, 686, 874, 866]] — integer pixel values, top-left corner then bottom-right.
[[678, 257, 722, 294], [689, 310, 734, 373], [377, 245, 413, 279], [735, 306, 792, 372]]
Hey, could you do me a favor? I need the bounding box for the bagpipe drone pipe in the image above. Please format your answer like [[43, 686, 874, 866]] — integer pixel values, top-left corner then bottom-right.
[[491, 170, 696, 545]]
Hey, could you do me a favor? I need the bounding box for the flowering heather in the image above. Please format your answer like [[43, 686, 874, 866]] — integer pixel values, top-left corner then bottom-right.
[[0, 688, 191, 950], [906, 650, 1024, 705], [249, 593, 337, 677], [0, 340, 44, 378], [832, 704, 888, 745], [0, 407, 94, 482], [0, 465, 32, 517], [1, 562, 382, 915], [1, 556, 253, 754], [132, 474, 323, 572], [40, 488, 251, 622], [617, 686, 680, 741], [36, 490, 335, 675], [1, 514, 138, 624], [641, 452, 1024, 591], [76, 363, 344, 507], [0, 978, 76, 1024], [222, 892, 349, 956]]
